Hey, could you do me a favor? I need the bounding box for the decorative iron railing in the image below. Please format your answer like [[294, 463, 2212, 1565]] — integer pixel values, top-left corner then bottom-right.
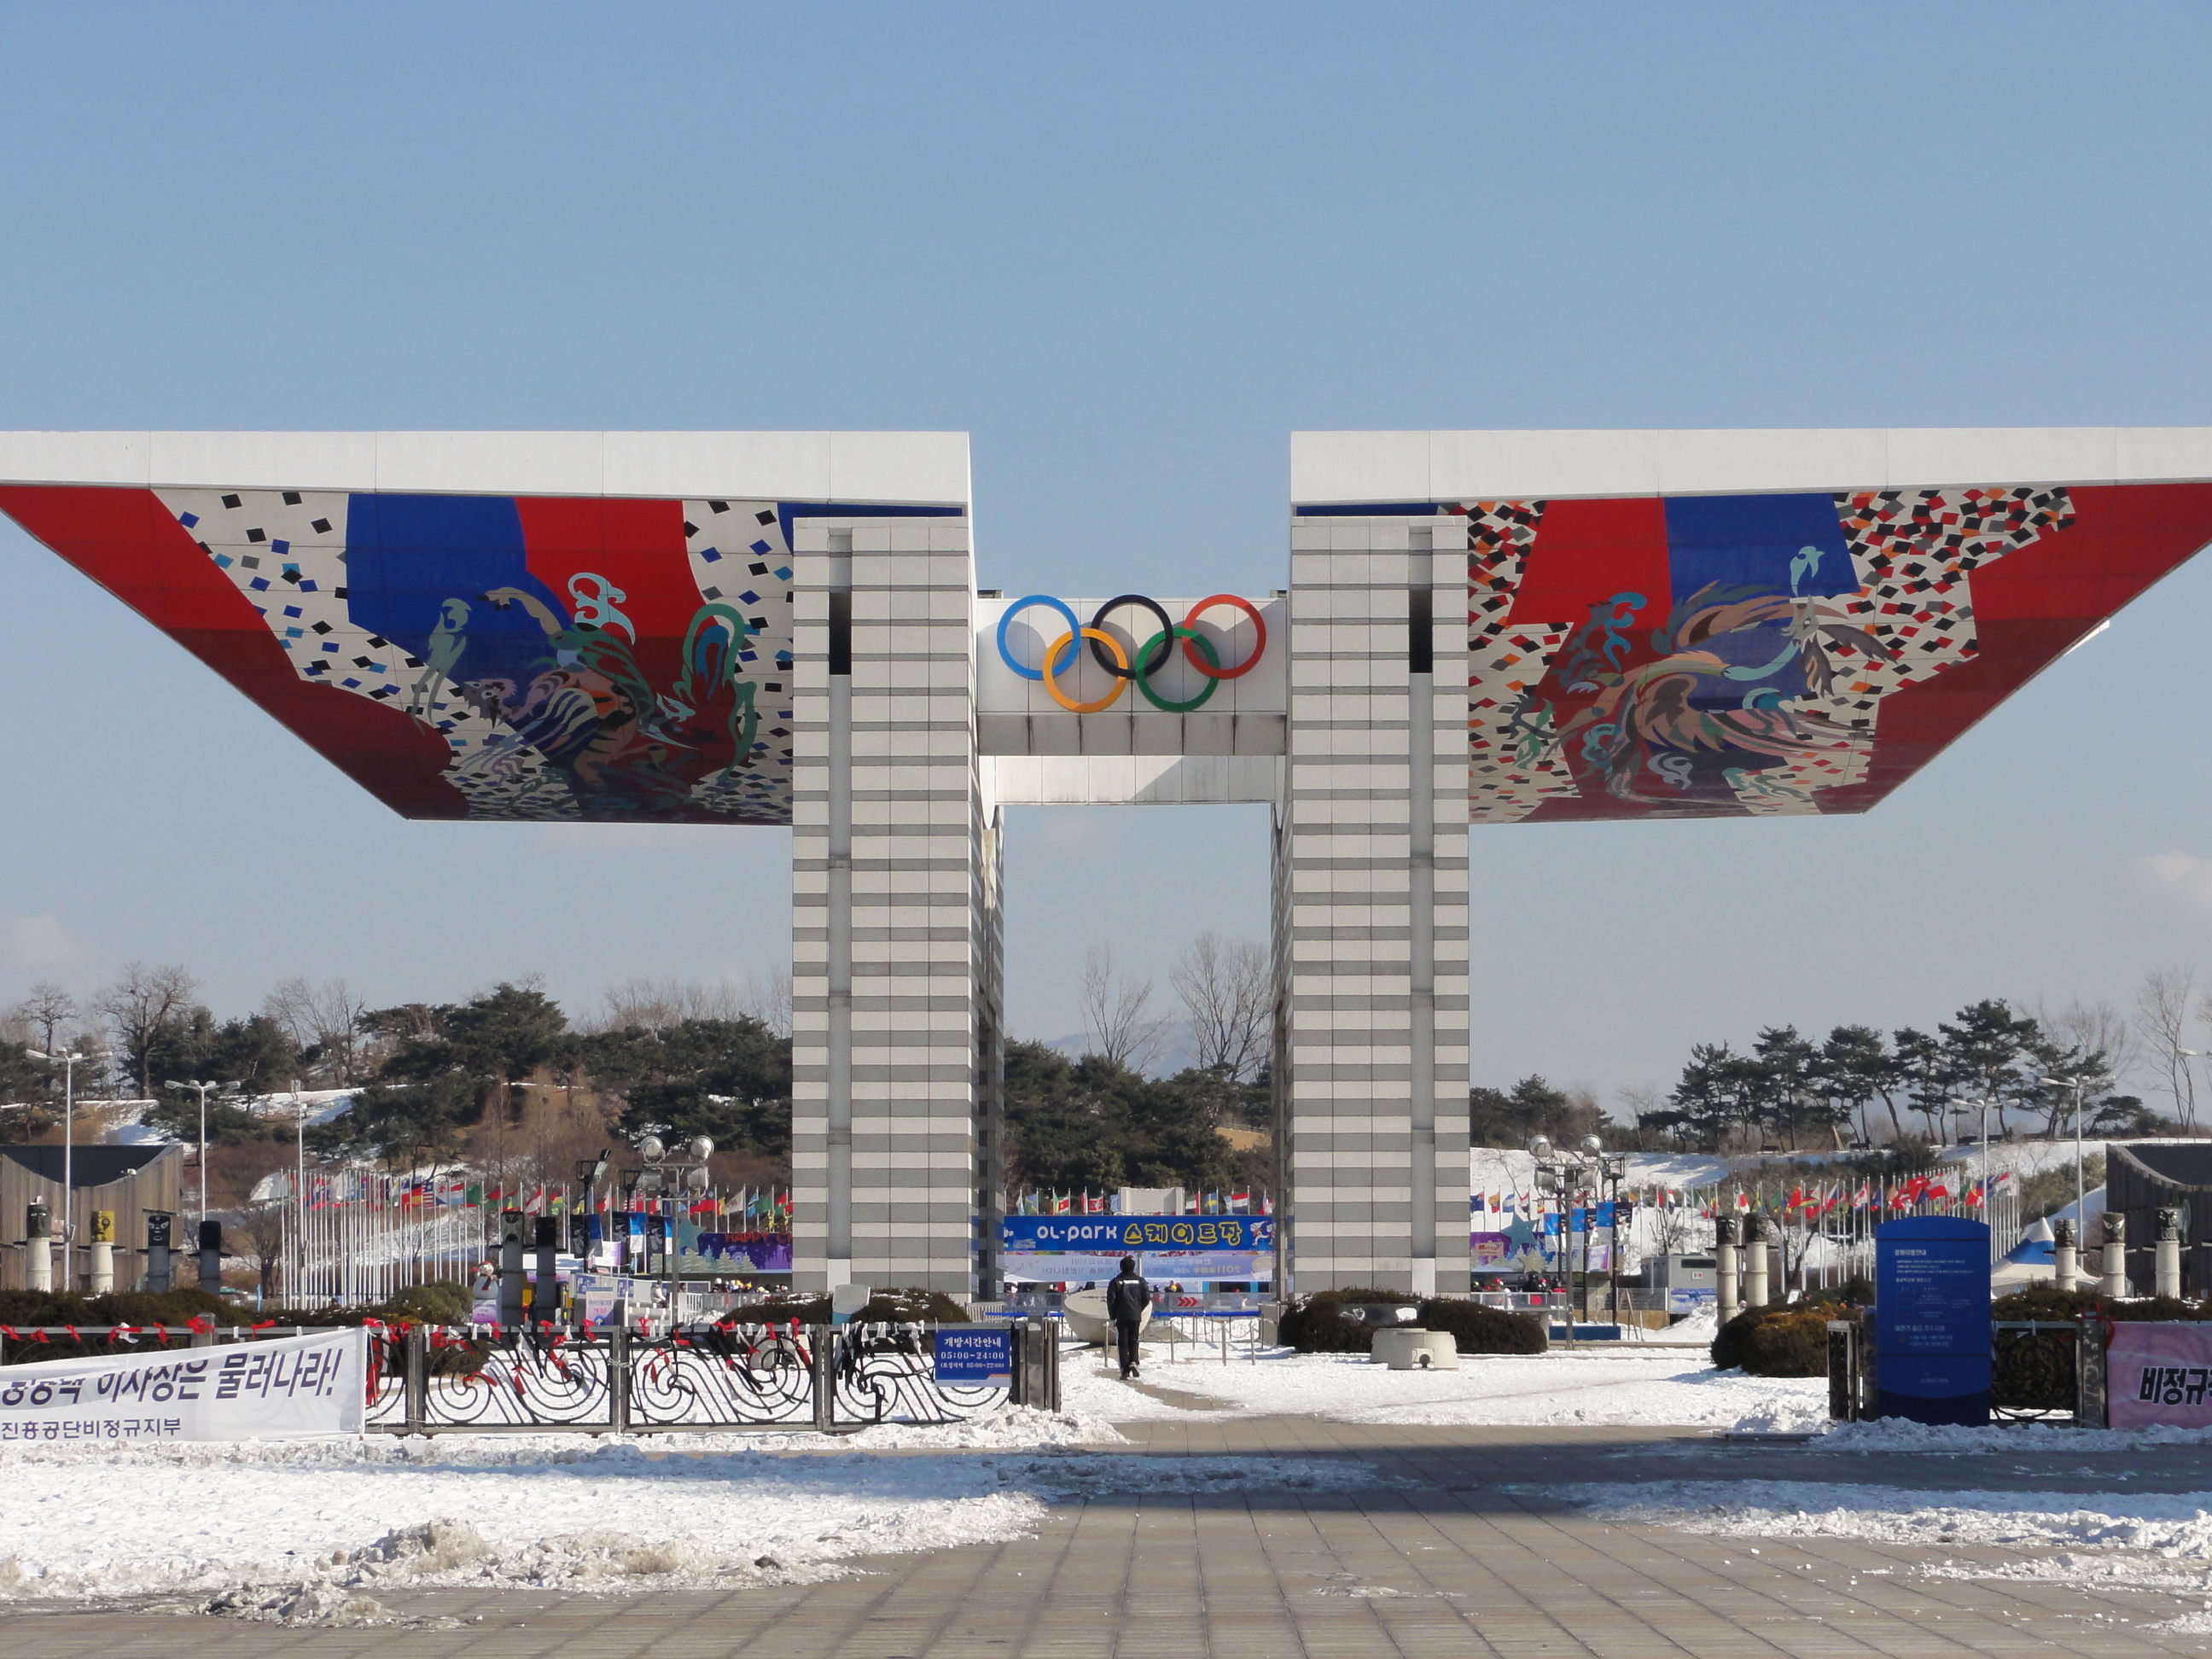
[[364, 1319, 1057, 1434]]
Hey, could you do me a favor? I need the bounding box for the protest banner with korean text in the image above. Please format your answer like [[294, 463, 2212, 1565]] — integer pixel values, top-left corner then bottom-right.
[[0, 1327, 365, 1443]]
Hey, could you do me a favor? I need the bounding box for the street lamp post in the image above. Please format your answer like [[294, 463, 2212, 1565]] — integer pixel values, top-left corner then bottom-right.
[[26, 1047, 105, 1291], [164, 1079, 233, 1231], [623, 1134, 716, 1324], [1949, 1096, 1995, 1262], [1529, 1133, 1629, 1347], [2037, 1073, 2092, 1234]]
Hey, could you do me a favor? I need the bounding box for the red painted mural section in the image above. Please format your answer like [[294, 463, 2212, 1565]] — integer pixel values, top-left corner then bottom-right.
[[0, 484, 465, 818]]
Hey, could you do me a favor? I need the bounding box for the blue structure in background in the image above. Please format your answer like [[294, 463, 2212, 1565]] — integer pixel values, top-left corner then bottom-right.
[[1871, 1215, 1992, 1425]]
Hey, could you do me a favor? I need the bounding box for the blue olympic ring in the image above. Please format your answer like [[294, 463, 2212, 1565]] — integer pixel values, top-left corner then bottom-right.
[[996, 595, 1084, 682]]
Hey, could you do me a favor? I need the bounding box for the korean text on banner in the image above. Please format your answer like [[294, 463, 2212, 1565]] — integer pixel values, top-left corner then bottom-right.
[[0, 1327, 366, 1443], [2108, 1323, 2212, 1429]]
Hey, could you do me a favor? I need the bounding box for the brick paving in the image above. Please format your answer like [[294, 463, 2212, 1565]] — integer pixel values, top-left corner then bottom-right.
[[9, 1412, 2212, 1656]]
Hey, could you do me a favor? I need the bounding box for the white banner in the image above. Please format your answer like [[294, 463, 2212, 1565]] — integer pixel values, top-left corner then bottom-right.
[[0, 1328, 365, 1444]]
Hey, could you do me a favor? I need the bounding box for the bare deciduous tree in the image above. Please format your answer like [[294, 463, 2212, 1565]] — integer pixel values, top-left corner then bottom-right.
[[741, 968, 794, 1040], [1080, 945, 1160, 1072], [1170, 933, 1270, 1080], [2136, 966, 2200, 1130], [230, 1200, 291, 1299], [264, 976, 367, 1082], [9, 981, 81, 1056], [590, 974, 789, 1035], [94, 962, 198, 1097]]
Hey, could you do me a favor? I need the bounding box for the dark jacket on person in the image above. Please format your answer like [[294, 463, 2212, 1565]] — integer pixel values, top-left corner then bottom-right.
[[1106, 1270, 1151, 1324]]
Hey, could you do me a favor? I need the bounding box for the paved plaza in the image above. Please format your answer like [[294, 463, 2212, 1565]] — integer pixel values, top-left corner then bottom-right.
[[11, 1406, 2212, 1657]]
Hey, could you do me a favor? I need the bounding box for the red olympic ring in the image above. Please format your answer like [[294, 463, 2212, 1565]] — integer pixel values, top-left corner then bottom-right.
[[1178, 594, 1267, 679]]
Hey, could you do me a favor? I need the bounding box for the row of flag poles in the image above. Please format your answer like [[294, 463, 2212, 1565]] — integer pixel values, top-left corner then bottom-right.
[[1470, 1167, 2026, 1288], [293, 1170, 793, 1228], [1009, 1190, 1272, 1216]]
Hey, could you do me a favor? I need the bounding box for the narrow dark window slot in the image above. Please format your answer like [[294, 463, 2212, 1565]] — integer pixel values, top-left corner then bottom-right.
[[829, 590, 853, 676], [1407, 586, 1433, 672]]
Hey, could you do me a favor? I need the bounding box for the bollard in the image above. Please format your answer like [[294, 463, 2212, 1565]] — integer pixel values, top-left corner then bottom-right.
[[404, 1324, 429, 1433], [1825, 1320, 1861, 1421], [2102, 1210, 2128, 1300], [1715, 1217, 1741, 1325], [2075, 1311, 2108, 1426], [1743, 1215, 1770, 1311], [25, 1201, 51, 1293], [811, 1326, 839, 1431], [608, 1313, 632, 1434], [2157, 1208, 2183, 1300], [2054, 1218, 2078, 1293]]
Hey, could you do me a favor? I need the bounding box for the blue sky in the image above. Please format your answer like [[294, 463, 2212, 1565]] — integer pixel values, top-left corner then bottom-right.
[[4, 4, 2212, 1100]]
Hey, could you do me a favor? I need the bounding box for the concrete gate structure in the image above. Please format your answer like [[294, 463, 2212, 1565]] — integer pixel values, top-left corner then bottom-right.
[[8, 427, 2212, 1298]]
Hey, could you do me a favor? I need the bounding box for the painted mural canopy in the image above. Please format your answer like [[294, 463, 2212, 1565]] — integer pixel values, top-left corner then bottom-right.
[[0, 484, 950, 824], [1422, 481, 2212, 823]]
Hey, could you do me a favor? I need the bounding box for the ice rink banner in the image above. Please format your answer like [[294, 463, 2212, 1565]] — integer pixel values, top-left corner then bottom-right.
[[0, 1328, 366, 1443], [1000, 1216, 1273, 1253], [998, 1251, 1271, 1283]]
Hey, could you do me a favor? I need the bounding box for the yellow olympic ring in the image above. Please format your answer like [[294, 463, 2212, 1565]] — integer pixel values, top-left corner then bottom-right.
[[1043, 627, 1131, 713]]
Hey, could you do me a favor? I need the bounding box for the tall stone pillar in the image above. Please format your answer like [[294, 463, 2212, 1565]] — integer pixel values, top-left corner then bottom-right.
[[1279, 510, 1472, 1295], [791, 509, 992, 1295]]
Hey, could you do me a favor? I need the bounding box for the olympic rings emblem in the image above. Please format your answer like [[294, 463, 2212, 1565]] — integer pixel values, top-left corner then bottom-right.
[[994, 593, 1267, 713]]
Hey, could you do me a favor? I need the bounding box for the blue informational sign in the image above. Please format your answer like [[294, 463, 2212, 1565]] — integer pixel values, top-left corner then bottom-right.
[[999, 1215, 1273, 1254], [1872, 1216, 1991, 1426], [933, 1327, 1013, 1386]]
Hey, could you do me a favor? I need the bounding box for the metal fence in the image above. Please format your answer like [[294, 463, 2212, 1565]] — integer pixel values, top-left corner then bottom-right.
[[366, 1320, 1059, 1434], [0, 1319, 1061, 1433]]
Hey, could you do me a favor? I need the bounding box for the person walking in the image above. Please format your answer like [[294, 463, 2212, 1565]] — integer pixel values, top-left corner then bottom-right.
[[1106, 1254, 1150, 1381]]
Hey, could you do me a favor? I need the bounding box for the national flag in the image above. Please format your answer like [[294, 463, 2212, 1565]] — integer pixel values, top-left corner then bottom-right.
[[1964, 1183, 1985, 1208], [1786, 1185, 1806, 1211], [1735, 1190, 1751, 1212], [1230, 1190, 1249, 1213]]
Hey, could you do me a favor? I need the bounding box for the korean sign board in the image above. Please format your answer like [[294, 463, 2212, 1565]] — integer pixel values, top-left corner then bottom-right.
[[0, 1327, 365, 1442], [1872, 1216, 1991, 1426], [932, 1326, 1013, 1386], [2108, 1324, 2212, 1429]]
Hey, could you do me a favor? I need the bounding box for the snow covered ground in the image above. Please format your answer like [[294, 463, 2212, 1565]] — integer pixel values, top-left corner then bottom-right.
[[1564, 1470, 2212, 1622], [1091, 1346, 1830, 1431], [0, 1417, 1403, 1612]]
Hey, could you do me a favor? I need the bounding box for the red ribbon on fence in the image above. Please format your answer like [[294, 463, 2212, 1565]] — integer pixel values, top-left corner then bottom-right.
[[186, 1315, 215, 1336]]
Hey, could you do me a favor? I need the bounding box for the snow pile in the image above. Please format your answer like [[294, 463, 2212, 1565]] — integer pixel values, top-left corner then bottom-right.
[[1128, 1349, 1829, 1430], [1815, 1417, 2212, 1455], [1569, 1477, 2212, 1563], [0, 1433, 1402, 1608]]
